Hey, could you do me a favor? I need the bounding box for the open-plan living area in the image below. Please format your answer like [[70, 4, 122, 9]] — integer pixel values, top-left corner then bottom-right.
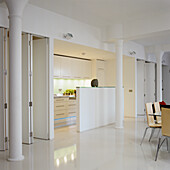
[[1, 0, 170, 169]]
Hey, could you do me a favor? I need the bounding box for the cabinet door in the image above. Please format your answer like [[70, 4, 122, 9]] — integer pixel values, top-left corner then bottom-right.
[[97, 60, 105, 69], [97, 68, 105, 86], [60, 57, 71, 78], [53, 56, 61, 77], [83, 60, 92, 79], [71, 58, 80, 79]]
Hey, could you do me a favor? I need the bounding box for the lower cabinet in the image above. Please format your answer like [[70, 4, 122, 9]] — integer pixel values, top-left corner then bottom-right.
[[54, 97, 76, 128]]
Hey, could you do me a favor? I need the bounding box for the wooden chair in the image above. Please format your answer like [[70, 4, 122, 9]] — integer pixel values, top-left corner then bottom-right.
[[140, 103, 161, 145], [155, 108, 170, 161], [154, 102, 161, 124]]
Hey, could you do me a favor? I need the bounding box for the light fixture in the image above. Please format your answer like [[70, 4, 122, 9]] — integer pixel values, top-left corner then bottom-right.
[[63, 33, 73, 40], [129, 51, 136, 55], [64, 156, 67, 163], [56, 159, 60, 167], [71, 153, 74, 161]]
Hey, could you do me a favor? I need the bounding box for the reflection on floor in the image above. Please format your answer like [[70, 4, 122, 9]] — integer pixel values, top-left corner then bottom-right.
[[0, 118, 170, 170]]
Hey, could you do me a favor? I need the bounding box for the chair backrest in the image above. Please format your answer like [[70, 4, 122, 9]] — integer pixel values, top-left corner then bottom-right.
[[154, 102, 160, 113], [154, 102, 161, 123], [161, 108, 170, 137], [145, 103, 155, 126]]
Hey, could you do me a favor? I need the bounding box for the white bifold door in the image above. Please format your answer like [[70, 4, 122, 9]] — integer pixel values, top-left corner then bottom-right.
[[22, 34, 33, 144], [144, 62, 156, 104], [33, 37, 49, 140], [0, 28, 9, 151], [22, 34, 49, 144], [137, 60, 145, 116]]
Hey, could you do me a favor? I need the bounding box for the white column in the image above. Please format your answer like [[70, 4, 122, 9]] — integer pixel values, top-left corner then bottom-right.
[[5, 0, 28, 161], [156, 51, 164, 102], [115, 40, 124, 128]]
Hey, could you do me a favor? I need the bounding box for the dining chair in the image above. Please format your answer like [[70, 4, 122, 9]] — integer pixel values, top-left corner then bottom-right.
[[154, 102, 161, 124], [140, 103, 162, 145], [155, 108, 170, 161]]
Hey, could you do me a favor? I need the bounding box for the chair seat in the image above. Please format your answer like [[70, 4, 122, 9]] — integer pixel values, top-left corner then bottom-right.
[[149, 123, 161, 128]]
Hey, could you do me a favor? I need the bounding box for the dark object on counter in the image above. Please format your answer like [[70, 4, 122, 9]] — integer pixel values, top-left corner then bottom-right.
[[91, 79, 98, 87]]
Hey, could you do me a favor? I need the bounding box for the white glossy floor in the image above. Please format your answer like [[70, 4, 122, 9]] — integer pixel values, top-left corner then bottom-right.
[[0, 118, 170, 170]]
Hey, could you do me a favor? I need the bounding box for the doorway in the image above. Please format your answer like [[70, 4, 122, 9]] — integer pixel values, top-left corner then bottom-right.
[[0, 28, 9, 151], [22, 33, 49, 144], [162, 65, 170, 104], [137, 60, 156, 116]]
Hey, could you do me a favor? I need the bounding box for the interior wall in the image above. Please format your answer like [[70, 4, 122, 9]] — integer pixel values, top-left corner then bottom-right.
[[105, 56, 136, 118], [162, 65, 170, 104]]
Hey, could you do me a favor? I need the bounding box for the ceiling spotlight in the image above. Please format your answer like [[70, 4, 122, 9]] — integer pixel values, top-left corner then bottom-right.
[[63, 33, 73, 40], [129, 51, 136, 55], [81, 52, 86, 55]]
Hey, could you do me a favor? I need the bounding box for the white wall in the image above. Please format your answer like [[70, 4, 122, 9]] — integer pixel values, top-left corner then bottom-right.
[[0, 4, 147, 59], [105, 56, 136, 118], [162, 65, 170, 104], [123, 41, 146, 60]]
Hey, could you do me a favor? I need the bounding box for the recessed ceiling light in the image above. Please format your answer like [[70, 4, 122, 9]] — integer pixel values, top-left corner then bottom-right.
[[81, 52, 86, 55]]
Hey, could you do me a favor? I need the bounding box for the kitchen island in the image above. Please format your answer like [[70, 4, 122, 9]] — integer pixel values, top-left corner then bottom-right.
[[76, 87, 115, 132]]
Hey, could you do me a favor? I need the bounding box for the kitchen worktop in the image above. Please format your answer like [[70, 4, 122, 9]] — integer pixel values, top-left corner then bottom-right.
[[54, 95, 76, 100]]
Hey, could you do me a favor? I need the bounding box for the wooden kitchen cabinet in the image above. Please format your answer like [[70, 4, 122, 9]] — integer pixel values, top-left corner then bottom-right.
[[54, 97, 77, 128]]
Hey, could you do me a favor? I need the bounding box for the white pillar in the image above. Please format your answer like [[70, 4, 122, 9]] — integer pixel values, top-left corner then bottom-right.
[[5, 0, 28, 161], [115, 40, 124, 128], [156, 51, 164, 102]]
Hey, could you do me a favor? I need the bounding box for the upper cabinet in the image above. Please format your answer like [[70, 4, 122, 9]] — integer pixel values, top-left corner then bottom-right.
[[53, 56, 92, 79], [54, 56, 61, 77], [60, 57, 72, 78]]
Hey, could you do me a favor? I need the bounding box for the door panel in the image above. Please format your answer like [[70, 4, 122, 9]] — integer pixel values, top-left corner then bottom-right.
[[137, 61, 145, 115], [162, 65, 170, 105], [33, 38, 49, 139], [144, 62, 156, 103], [0, 28, 8, 151], [22, 34, 33, 144]]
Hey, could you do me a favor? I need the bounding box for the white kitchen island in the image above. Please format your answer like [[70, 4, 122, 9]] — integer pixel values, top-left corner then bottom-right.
[[76, 87, 115, 132]]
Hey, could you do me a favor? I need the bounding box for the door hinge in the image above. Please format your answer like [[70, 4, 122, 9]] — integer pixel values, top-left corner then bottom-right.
[[29, 102, 32, 107], [4, 36, 7, 42], [4, 69, 7, 76], [29, 40, 31, 46], [30, 132, 33, 137], [144, 94, 146, 97], [5, 137, 8, 143], [4, 103, 7, 109], [29, 71, 33, 77]]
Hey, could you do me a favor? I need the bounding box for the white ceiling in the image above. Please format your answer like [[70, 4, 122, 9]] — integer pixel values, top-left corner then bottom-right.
[[134, 30, 170, 46], [29, 0, 170, 27], [1, 0, 170, 47], [54, 39, 115, 60], [28, 0, 170, 47]]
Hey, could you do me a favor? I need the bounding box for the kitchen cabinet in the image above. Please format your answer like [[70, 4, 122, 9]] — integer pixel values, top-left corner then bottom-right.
[[83, 60, 92, 79], [68, 99, 76, 117], [54, 97, 76, 128], [92, 59, 105, 86], [53, 55, 92, 79], [60, 57, 72, 78], [54, 56, 61, 77]]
